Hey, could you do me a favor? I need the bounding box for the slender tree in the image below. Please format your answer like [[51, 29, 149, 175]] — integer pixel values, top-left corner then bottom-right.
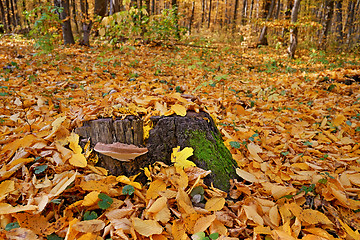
[[189, 1, 195, 34], [318, 0, 334, 49], [0, 0, 7, 32], [288, 0, 301, 58], [344, 0, 355, 46], [241, 0, 247, 24], [232, 0, 239, 30], [282, 0, 293, 45], [335, 0, 343, 43], [208, 0, 212, 28], [258, 0, 276, 46], [80, 0, 92, 46], [94, 0, 108, 16], [55, 0, 75, 44]]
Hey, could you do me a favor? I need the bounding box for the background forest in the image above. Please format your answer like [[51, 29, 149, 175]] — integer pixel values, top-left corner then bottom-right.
[[0, 0, 359, 54]]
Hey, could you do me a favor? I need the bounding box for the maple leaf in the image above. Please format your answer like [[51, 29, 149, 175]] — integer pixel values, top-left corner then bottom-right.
[[171, 146, 196, 169]]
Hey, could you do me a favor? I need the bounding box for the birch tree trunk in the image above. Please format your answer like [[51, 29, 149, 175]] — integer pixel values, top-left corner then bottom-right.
[[241, 0, 247, 24], [288, 0, 301, 58]]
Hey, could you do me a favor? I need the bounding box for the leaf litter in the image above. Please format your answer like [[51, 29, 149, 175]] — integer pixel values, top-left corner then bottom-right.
[[0, 37, 360, 239]]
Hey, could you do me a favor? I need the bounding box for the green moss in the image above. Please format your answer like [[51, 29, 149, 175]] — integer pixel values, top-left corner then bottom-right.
[[187, 130, 237, 191]]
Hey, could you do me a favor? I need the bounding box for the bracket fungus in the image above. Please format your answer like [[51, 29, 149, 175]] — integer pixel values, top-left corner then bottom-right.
[[94, 142, 148, 161]]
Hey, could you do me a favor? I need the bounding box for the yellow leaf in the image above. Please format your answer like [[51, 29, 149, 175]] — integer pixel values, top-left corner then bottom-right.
[[333, 114, 346, 127], [171, 104, 187, 117], [8, 158, 34, 169], [247, 142, 263, 162], [243, 205, 264, 225], [300, 209, 333, 225], [269, 205, 281, 227], [72, 219, 105, 233], [0, 203, 38, 214], [205, 197, 225, 211], [146, 180, 167, 199], [68, 132, 82, 154], [45, 115, 67, 140], [154, 206, 171, 224], [172, 220, 188, 240], [77, 233, 101, 240], [171, 146, 195, 169], [133, 218, 163, 237], [82, 191, 100, 207], [0, 180, 15, 200], [338, 219, 360, 240], [193, 214, 216, 233], [254, 226, 272, 235], [271, 230, 297, 240], [116, 175, 142, 189], [303, 228, 338, 240], [236, 168, 259, 183], [147, 196, 168, 213], [69, 153, 87, 168]]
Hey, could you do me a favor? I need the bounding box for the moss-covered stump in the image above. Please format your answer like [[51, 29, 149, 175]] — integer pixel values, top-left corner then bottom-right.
[[147, 111, 238, 191]]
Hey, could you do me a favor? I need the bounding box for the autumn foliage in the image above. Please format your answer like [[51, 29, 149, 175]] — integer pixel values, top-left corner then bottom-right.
[[0, 35, 360, 240]]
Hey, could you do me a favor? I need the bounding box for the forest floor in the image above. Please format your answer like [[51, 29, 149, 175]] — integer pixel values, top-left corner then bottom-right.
[[0, 35, 360, 240]]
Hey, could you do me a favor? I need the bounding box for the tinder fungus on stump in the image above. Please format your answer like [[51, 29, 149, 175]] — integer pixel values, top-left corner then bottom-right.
[[74, 116, 150, 177]]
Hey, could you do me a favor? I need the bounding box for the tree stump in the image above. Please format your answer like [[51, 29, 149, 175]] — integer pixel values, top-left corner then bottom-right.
[[75, 112, 238, 191], [74, 116, 150, 177], [147, 111, 238, 191]]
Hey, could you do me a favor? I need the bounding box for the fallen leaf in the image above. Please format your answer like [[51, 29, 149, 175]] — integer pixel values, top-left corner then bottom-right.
[[132, 218, 163, 237]]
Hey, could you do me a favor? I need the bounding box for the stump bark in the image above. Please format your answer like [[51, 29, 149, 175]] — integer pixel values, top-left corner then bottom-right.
[[75, 112, 238, 191]]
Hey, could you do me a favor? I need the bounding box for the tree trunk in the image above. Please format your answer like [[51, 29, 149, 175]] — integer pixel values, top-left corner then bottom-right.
[[10, 0, 18, 28], [274, 0, 281, 19], [188, 1, 195, 34], [144, 0, 150, 13], [335, 0, 343, 42], [288, 0, 301, 58], [151, 0, 155, 14], [248, 0, 254, 23], [5, 0, 12, 31], [75, 112, 239, 192], [232, 0, 239, 31], [257, 0, 276, 46], [207, 0, 212, 28], [94, 0, 108, 16], [75, 116, 148, 180], [345, 0, 355, 46], [172, 0, 180, 39], [241, 0, 247, 24], [71, 0, 80, 34], [318, 0, 334, 49], [0, 0, 7, 32], [282, 0, 293, 45], [201, 0, 205, 25], [214, 0, 220, 28], [80, 0, 92, 46], [147, 112, 238, 191], [56, 0, 75, 45]]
